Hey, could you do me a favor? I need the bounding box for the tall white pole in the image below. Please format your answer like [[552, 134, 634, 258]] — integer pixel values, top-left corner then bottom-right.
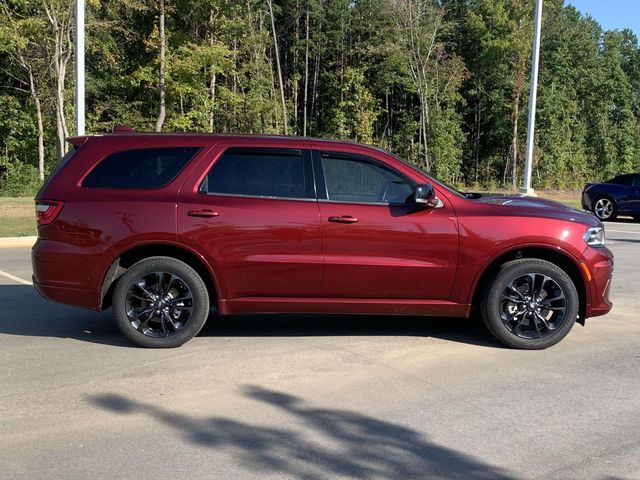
[[520, 0, 542, 196], [75, 0, 85, 136]]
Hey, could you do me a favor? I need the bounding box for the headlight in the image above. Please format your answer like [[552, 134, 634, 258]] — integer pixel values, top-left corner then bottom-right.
[[584, 226, 605, 247]]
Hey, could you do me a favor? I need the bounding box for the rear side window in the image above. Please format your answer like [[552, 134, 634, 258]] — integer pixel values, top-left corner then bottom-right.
[[609, 175, 633, 186], [201, 147, 314, 199], [38, 145, 78, 196], [82, 147, 200, 189]]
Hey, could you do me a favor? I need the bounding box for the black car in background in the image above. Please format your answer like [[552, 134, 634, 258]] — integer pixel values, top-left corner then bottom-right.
[[582, 174, 640, 221]]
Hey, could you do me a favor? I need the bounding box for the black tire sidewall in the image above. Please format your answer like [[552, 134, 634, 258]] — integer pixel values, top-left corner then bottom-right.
[[482, 259, 579, 350], [112, 256, 210, 348]]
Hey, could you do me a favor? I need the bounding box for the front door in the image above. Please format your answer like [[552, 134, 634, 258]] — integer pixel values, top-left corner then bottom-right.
[[315, 151, 458, 300], [177, 145, 322, 299]]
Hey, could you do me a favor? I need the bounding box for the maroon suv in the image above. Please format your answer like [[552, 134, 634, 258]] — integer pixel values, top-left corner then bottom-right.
[[32, 132, 613, 349]]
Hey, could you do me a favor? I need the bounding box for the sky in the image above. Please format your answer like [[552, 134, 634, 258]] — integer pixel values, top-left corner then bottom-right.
[[567, 0, 640, 36]]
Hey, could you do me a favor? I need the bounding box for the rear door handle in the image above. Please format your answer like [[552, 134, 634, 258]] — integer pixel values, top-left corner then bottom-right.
[[188, 210, 219, 218], [328, 215, 359, 224]]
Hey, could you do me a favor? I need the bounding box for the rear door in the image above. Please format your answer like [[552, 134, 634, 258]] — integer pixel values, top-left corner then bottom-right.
[[314, 150, 459, 300], [177, 143, 322, 300]]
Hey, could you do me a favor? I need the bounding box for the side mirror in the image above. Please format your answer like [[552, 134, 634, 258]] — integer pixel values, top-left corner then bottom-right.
[[414, 183, 440, 208]]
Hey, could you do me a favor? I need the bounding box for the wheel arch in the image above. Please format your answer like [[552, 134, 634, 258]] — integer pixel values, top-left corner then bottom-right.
[[100, 242, 221, 311], [471, 246, 588, 324]]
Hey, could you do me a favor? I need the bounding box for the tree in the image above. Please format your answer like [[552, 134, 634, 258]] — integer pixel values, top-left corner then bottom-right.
[[266, 0, 288, 134], [154, 0, 166, 131], [0, 0, 48, 180]]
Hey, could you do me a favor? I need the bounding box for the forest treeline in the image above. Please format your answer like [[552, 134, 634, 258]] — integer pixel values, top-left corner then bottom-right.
[[1, 0, 640, 195]]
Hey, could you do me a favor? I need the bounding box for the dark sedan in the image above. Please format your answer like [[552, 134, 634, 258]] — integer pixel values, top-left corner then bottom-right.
[[582, 174, 640, 221]]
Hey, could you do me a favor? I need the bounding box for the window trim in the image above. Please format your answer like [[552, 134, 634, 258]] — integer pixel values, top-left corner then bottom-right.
[[198, 147, 316, 201], [313, 150, 416, 206], [80, 146, 202, 190]]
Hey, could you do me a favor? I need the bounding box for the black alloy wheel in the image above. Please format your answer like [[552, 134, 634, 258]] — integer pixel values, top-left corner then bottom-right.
[[112, 256, 210, 348], [482, 259, 579, 349]]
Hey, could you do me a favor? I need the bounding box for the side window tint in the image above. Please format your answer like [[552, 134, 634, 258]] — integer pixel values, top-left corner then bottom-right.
[[203, 148, 313, 199], [614, 175, 632, 186], [320, 154, 414, 204], [83, 147, 199, 189], [633, 176, 640, 187]]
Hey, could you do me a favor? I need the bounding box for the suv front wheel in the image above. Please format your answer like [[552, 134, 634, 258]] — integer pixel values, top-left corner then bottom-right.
[[481, 259, 579, 349], [112, 256, 210, 348]]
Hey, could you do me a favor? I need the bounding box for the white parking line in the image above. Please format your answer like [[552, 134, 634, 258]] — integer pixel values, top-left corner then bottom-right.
[[607, 229, 640, 235], [0, 270, 32, 285]]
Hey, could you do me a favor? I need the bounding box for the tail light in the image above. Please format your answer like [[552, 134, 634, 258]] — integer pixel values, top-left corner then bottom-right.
[[35, 200, 64, 226]]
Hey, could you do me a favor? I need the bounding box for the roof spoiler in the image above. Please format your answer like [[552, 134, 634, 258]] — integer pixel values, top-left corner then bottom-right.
[[113, 124, 136, 133], [66, 136, 90, 147]]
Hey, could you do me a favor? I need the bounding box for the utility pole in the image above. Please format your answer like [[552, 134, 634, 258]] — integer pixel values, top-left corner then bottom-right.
[[520, 0, 542, 196], [75, 0, 85, 136]]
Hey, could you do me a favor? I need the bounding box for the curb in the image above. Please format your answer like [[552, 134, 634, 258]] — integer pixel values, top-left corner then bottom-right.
[[0, 236, 37, 249]]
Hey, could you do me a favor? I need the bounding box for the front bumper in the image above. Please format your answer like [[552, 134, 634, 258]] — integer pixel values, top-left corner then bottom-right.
[[581, 190, 592, 211], [581, 246, 614, 318]]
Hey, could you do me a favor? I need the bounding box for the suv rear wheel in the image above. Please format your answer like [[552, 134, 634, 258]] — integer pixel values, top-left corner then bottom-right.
[[112, 256, 210, 348], [481, 259, 579, 349]]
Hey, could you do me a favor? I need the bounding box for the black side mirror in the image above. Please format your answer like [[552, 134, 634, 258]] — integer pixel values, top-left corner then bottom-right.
[[413, 183, 440, 208]]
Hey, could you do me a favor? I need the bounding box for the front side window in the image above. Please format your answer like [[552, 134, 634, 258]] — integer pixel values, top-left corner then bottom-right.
[[83, 147, 200, 189], [201, 148, 314, 199], [320, 154, 414, 204]]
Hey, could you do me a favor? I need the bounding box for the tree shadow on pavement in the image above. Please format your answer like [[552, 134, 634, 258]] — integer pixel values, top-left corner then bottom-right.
[[89, 386, 515, 479]]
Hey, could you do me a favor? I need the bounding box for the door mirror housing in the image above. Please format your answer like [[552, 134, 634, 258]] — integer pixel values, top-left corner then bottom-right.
[[413, 183, 441, 208]]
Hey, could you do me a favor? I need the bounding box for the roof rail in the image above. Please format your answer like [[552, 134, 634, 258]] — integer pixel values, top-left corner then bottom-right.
[[112, 124, 136, 133]]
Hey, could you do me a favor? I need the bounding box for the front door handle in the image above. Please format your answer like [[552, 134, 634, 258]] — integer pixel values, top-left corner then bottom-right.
[[188, 210, 219, 218], [328, 215, 359, 224]]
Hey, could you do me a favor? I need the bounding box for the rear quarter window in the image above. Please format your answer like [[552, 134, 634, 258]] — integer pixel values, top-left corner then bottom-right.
[[82, 147, 200, 189]]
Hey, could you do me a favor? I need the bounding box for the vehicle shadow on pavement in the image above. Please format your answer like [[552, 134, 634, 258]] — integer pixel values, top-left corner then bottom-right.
[[0, 284, 129, 347], [89, 386, 516, 479], [201, 313, 505, 349], [0, 284, 503, 348]]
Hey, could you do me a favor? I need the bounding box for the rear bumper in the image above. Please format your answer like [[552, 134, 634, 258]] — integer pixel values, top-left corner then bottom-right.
[[31, 239, 103, 310], [32, 278, 99, 310]]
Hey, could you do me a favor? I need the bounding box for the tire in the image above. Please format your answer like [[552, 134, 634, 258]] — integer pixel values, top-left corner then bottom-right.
[[593, 195, 617, 221], [112, 256, 210, 348], [481, 259, 579, 350]]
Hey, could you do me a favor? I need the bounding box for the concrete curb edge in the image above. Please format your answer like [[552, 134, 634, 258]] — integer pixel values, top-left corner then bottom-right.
[[0, 236, 36, 249]]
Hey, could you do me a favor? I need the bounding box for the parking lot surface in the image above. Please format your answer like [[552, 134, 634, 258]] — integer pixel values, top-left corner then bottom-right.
[[1, 222, 640, 479]]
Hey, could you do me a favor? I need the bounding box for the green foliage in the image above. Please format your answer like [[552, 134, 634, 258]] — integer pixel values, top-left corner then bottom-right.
[[0, 157, 41, 196], [1, 0, 640, 192]]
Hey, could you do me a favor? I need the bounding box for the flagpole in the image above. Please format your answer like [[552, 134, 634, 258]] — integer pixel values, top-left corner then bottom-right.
[[521, 0, 542, 196], [75, 0, 85, 136]]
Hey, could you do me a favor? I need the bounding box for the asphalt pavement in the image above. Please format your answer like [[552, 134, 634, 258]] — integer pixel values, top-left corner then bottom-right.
[[1, 222, 639, 479]]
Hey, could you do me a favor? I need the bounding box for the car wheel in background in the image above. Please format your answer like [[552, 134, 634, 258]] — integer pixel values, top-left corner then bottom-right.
[[593, 196, 617, 221], [112, 256, 210, 348], [481, 259, 579, 350]]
